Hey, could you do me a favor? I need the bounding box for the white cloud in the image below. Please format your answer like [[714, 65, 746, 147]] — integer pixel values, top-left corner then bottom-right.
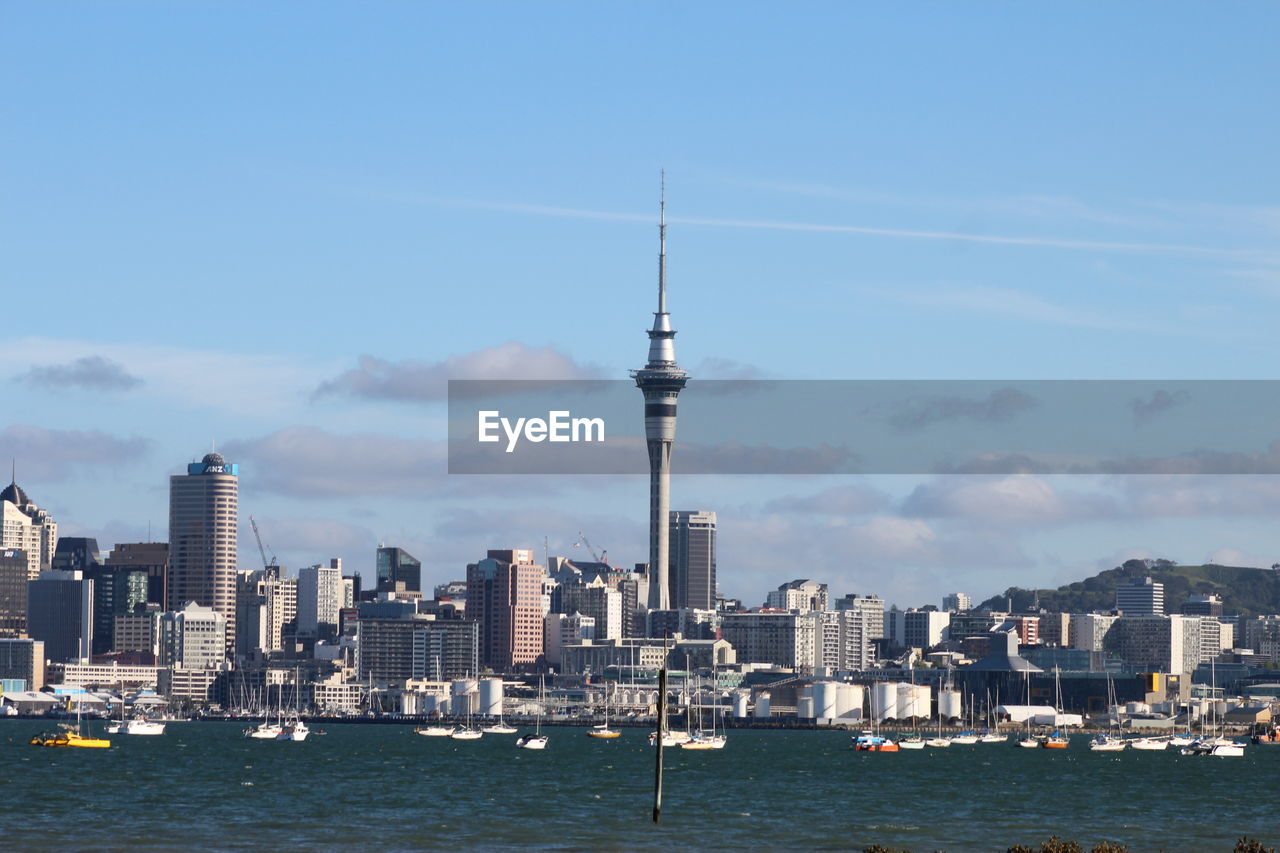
[[314, 342, 604, 402], [902, 476, 1115, 524], [0, 425, 150, 482]]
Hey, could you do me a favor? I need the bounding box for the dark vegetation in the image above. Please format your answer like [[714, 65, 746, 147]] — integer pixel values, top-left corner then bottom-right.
[[977, 558, 1280, 618]]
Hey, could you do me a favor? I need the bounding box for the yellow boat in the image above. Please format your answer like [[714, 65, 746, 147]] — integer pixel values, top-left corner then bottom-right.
[[586, 724, 621, 739], [30, 729, 112, 749]]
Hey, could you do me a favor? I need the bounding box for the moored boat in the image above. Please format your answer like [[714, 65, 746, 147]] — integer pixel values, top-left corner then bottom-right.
[[1042, 731, 1070, 749], [1128, 736, 1168, 751], [852, 732, 899, 752], [1089, 734, 1126, 752], [29, 728, 111, 749]]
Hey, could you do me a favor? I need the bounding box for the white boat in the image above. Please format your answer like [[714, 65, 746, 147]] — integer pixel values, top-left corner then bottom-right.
[[1128, 736, 1168, 751], [1209, 741, 1245, 757], [681, 733, 727, 750], [678, 672, 727, 750], [245, 721, 283, 740], [949, 732, 979, 745], [649, 729, 692, 747], [1169, 734, 1195, 748], [1016, 736, 1041, 749], [1089, 734, 1127, 752], [124, 717, 166, 736], [979, 732, 1006, 743], [898, 735, 926, 750], [450, 727, 483, 740], [586, 682, 621, 739], [415, 725, 454, 737], [482, 722, 518, 734], [278, 719, 309, 742], [516, 676, 549, 750]]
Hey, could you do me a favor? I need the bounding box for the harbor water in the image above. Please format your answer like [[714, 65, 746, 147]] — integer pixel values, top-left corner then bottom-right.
[[2, 721, 1275, 851]]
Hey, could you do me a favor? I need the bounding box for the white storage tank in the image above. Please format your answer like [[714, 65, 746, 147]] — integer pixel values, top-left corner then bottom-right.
[[478, 678, 503, 717], [753, 691, 772, 718], [400, 692, 419, 715], [732, 691, 750, 718], [797, 694, 815, 719], [901, 684, 930, 720], [451, 679, 476, 716], [812, 681, 840, 720], [420, 694, 440, 716], [939, 689, 963, 721], [836, 683, 864, 720], [872, 682, 898, 722]]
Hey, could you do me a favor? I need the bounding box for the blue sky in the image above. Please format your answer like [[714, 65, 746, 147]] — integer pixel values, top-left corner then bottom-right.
[[3, 2, 1279, 608]]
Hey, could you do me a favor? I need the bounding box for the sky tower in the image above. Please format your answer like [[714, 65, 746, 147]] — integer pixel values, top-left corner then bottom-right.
[[632, 175, 688, 612]]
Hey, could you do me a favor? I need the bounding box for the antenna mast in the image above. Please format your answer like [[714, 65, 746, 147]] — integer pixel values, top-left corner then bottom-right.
[[658, 169, 667, 315]]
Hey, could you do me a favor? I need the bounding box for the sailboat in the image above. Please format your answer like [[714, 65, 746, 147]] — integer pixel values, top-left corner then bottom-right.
[[979, 690, 1006, 742], [516, 675, 549, 750], [1183, 663, 1245, 757], [1016, 673, 1039, 748], [925, 703, 951, 748], [586, 682, 621, 739], [450, 686, 483, 740], [30, 695, 111, 749], [246, 685, 284, 739], [1089, 673, 1125, 751], [1042, 669, 1070, 748], [651, 661, 693, 747], [107, 687, 166, 736], [681, 674, 726, 750]]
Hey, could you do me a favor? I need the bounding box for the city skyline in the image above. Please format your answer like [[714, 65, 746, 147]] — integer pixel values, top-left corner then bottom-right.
[[3, 4, 1280, 608]]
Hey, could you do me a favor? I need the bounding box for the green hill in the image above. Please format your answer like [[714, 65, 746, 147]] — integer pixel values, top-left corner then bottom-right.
[[978, 558, 1280, 617]]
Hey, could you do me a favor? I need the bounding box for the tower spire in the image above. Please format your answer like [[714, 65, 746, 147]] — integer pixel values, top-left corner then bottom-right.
[[658, 169, 667, 315]]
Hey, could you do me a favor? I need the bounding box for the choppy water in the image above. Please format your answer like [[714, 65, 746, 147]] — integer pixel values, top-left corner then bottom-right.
[[1, 721, 1275, 851]]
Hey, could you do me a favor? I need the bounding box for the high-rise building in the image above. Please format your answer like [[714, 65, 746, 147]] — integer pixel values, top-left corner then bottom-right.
[[1, 479, 57, 579], [298, 562, 342, 639], [833, 594, 886, 641], [27, 570, 93, 663], [889, 609, 951, 650], [356, 614, 478, 682], [1116, 576, 1164, 616], [632, 184, 689, 612], [106, 542, 170, 609], [159, 601, 227, 670], [0, 549, 27, 635], [557, 578, 623, 641], [720, 611, 816, 671], [942, 592, 972, 613], [543, 611, 597, 667], [168, 453, 239, 655], [766, 579, 828, 613], [811, 608, 876, 672], [53, 537, 125, 656], [0, 637, 44, 690], [376, 546, 422, 596], [669, 510, 716, 610], [465, 549, 545, 672]]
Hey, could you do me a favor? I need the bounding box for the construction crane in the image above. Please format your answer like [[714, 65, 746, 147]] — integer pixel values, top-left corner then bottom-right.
[[576, 531, 609, 568], [249, 515, 278, 575]]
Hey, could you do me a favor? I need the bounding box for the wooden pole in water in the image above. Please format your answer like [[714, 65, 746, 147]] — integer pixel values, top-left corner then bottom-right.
[[652, 666, 667, 823]]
